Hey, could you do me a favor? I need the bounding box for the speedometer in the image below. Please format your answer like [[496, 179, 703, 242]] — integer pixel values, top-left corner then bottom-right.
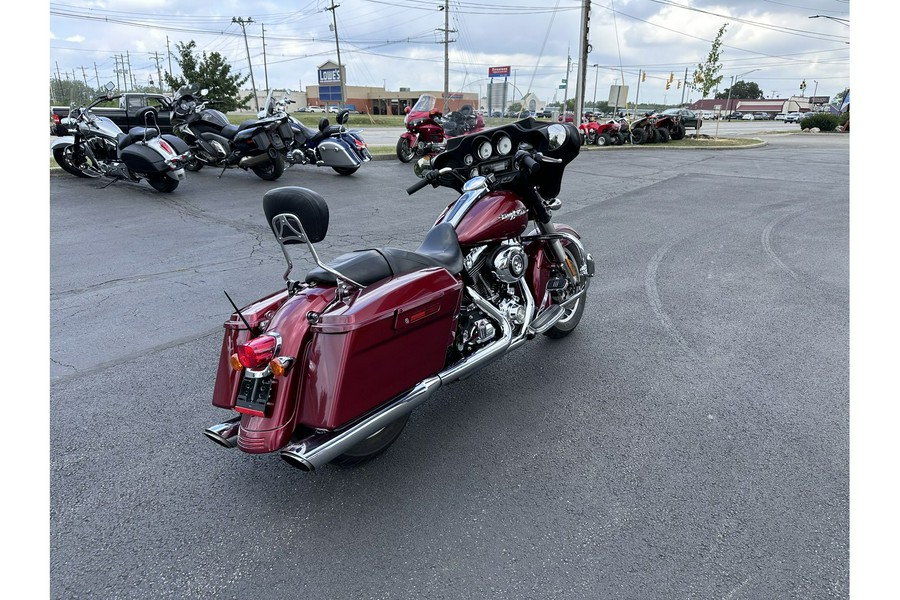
[[463, 154, 474, 166], [477, 140, 492, 160], [496, 135, 512, 155]]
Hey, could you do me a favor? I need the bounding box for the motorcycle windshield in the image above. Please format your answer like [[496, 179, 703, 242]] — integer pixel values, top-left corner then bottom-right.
[[406, 94, 437, 124], [174, 84, 202, 102], [91, 115, 123, 136]]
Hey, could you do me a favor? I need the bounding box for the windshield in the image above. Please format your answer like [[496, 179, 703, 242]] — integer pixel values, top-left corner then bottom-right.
[[410, 94, 437, 113], [174, 84, 202, 101]]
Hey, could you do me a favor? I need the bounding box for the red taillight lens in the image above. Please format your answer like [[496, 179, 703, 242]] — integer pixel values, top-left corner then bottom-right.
[[53, 114, 61, 125], [235, 335, 278, 369]]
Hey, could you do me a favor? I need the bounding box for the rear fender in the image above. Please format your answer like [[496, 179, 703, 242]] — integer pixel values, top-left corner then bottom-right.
[[230, 286, 336, 453]]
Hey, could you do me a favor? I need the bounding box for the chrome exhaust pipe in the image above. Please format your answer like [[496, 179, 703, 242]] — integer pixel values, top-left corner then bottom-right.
[[204, 416, 241, 448], [280, 287, 512, 471], [239, 153, 274, 168]]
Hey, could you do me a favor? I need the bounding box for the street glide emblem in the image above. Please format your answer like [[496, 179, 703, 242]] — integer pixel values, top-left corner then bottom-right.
[[498, 208, 527, 221]]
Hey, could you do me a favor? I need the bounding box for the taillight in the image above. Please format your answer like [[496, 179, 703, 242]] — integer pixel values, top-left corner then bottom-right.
[[234, 335, 278, 369], [53, 114, 61, 125]]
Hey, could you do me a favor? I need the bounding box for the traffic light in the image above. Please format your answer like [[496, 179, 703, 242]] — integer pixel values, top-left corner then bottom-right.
[[800, 80, 807, 90], [666, 81, 671, 90], [677, 80, 681, 89], [668, 72, 674, 84], [642, 71, 646, 82]]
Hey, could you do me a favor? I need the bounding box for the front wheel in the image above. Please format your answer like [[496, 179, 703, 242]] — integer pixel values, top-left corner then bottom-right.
[[332, 166, 359, 175], [631, 128, 646, 145], [148, 175, 179, 193], [184, 156, 203, 171], [53, 145, 91, 178], [544, 244, 589, 339], [596, 132, 611, 146], [587, 130, 597, 145], [657, 127, 671, 143], [396, 137, 415, 163], [329, 413, 410, 468], [252, 153, 285, 181]]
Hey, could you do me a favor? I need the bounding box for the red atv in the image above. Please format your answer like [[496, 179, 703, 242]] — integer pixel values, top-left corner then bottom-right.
[[579, 118, 625, 146]]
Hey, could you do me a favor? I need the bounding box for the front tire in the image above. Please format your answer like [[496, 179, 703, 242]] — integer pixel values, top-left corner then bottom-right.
[[184, 157, 203, 172], [329, 413, 410, 468], [252, 153, 285, 181], [544, 245, 589, 339], [596, 132, 611, 146], [148, 175, 179, 193], [332, 166, 359, 175], [53, 145, 91, 178], [631, 128, 646, 145], [396, 137, 415, 163], [657, 127, 671, 143]]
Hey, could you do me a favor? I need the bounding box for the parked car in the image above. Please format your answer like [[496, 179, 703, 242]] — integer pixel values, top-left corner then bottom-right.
[[51, 92, 175, 135], [725, 111, 744, 120], [774, 113, 786, 121], [753, 112, 771, 120], [491, 110, 502, 117], [557, 112, 575, 123], [742, 113, 755, 120], [660, 108, 703, 129], [700, 110, 716, 120], [307, 106, 325, 113], [784, 112, 803, 123]]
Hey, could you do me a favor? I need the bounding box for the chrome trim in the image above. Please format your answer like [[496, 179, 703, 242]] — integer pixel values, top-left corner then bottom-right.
[[271, 212, 365, 289], [203, 416, 241, 449], [280, 286, 513, 471], [440, 186, 491, 228]]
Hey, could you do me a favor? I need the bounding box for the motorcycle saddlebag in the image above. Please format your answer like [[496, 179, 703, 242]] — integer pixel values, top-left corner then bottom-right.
[[300, 268, 463, 430], [317, 139, 362, 168], [120, 143, 169, 174], [162, 134, 190, 154], [233, 126, 273, 152]]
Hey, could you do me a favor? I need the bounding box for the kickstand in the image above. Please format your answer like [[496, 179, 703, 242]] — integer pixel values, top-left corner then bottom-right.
[[99, 176, 121, 189], [218, 166, 228, 178]]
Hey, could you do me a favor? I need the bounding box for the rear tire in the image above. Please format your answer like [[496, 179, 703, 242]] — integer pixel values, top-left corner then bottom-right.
[[670, 124, 686, 140], [330, 413, 410, 468], [596, 133, 611, 146], [631, 128, 646, 145], [53, 145, 91, 178], [332, 166, 359, 175], [252, 153, 285, 181], [658, 127, 671, 143], [184, 157, 203, 171], [396, 137, 415, 163], [544, 245, 589, 339], [148, 175, 179, 193]]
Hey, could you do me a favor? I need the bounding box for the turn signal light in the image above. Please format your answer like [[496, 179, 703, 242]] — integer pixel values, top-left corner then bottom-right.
[[234, 335, 278, 369]]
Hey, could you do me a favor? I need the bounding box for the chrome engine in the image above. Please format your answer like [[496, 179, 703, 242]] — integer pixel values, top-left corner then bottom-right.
[[454, 243, 529, 357]]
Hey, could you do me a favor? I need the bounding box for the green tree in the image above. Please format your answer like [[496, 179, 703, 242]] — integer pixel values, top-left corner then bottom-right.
[[50, 78, 98, 106], [692, 23, 728, 99], [832, 88, 849, 105], [715, 80, 764, 100], [163, 41, 253, 112]]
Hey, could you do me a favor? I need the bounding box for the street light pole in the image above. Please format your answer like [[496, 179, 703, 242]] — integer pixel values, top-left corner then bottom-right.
[[725, 68, 760, 118]]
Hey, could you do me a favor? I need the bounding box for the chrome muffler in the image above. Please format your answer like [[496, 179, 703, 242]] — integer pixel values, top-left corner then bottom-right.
[[280, 288, 512, 471], [204, 416, 241, 448]]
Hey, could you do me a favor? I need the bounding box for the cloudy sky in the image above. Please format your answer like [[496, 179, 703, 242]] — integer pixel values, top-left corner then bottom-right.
[[46, 0, 854, 107]]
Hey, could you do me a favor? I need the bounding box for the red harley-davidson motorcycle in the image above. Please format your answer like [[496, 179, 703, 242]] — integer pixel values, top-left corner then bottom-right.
[[396, 94, 485, 163], [205, 118, 593, 471]]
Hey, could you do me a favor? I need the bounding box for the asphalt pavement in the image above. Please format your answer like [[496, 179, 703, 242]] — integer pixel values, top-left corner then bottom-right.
[[50, 133, 848, 599]]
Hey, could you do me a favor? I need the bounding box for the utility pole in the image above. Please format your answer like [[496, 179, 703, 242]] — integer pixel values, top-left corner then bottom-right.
[[262, 24, 269, 93], [573, 0, 590, 124], [680, 66, 688, 105], [151, 51, 163, 93], [166, 36, 174, 91], [324, 3, 346, 110], [633, 70, 642, 119], [94, 62, 100, 89], [54, 61, 63, 103], [80, 66, 88, 87], [233, 17, 259, 111], [437, 0, 456, 113], [591, 64, 599, 109], [113, 56, 121, 91], [126, 51, 132, 92], [562, 52, 571, 111]]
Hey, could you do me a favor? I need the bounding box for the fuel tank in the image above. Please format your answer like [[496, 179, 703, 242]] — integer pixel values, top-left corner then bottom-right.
[[440, 189, 529, 247]]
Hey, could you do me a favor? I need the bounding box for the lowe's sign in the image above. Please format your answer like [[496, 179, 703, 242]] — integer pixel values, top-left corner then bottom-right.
[[318, 68, 342, 83]]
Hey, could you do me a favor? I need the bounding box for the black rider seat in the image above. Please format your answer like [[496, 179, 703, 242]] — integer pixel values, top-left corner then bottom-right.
[[220, 119, 270, 140], [116, 127, 159, 150], [305, 222, 464, 286]]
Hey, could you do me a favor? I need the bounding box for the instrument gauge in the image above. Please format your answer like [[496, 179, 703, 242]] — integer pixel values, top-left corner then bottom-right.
[[496, 135, 512, 155], [476, 140, 492, 160], [463, 154, 474, 166], [469, 167, 479, 178]]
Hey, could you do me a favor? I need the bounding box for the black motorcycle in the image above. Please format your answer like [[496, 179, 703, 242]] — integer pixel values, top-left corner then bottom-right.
[[170, 84, 294, 181]]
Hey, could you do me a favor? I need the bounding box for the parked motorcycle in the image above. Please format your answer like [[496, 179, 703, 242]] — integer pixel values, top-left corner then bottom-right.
[[260, 89, 371, 176], [204, 118, 594, 471], [51, 82, 190, 192], [580, 118, 626, 146], [396, 94, 485, 163], [170, 84, 293, 181]]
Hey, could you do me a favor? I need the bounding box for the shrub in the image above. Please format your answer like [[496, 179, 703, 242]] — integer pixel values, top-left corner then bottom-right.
[[799, 112, 840, 132]]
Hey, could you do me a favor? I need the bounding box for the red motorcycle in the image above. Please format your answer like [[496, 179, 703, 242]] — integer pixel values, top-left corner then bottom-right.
[[205, 118, 594, 471], [396, 94, 485, 163]]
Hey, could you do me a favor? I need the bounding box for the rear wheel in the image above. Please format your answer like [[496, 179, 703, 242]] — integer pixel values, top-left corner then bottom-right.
[[148, 175, 179, 193], [252, 153, 285, 181], [184, 157, 203, 171], [631, 128, 646, 145], [670, 124, 686, 140], [396, 137, 415, 163], [657, 127, 671, 143], [330, 413, 411, 467], [332, 166, 359, 175], [53, 145, 91, 178], [544, 245, 589, 339], [596, 133, 611, 146]]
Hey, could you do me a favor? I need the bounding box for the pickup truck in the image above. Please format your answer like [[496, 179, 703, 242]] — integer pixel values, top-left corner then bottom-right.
[[51, 92, 175, 136]]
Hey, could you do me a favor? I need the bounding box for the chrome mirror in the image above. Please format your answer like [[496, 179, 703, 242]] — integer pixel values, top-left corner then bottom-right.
[[547, 124, 567, 150]]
